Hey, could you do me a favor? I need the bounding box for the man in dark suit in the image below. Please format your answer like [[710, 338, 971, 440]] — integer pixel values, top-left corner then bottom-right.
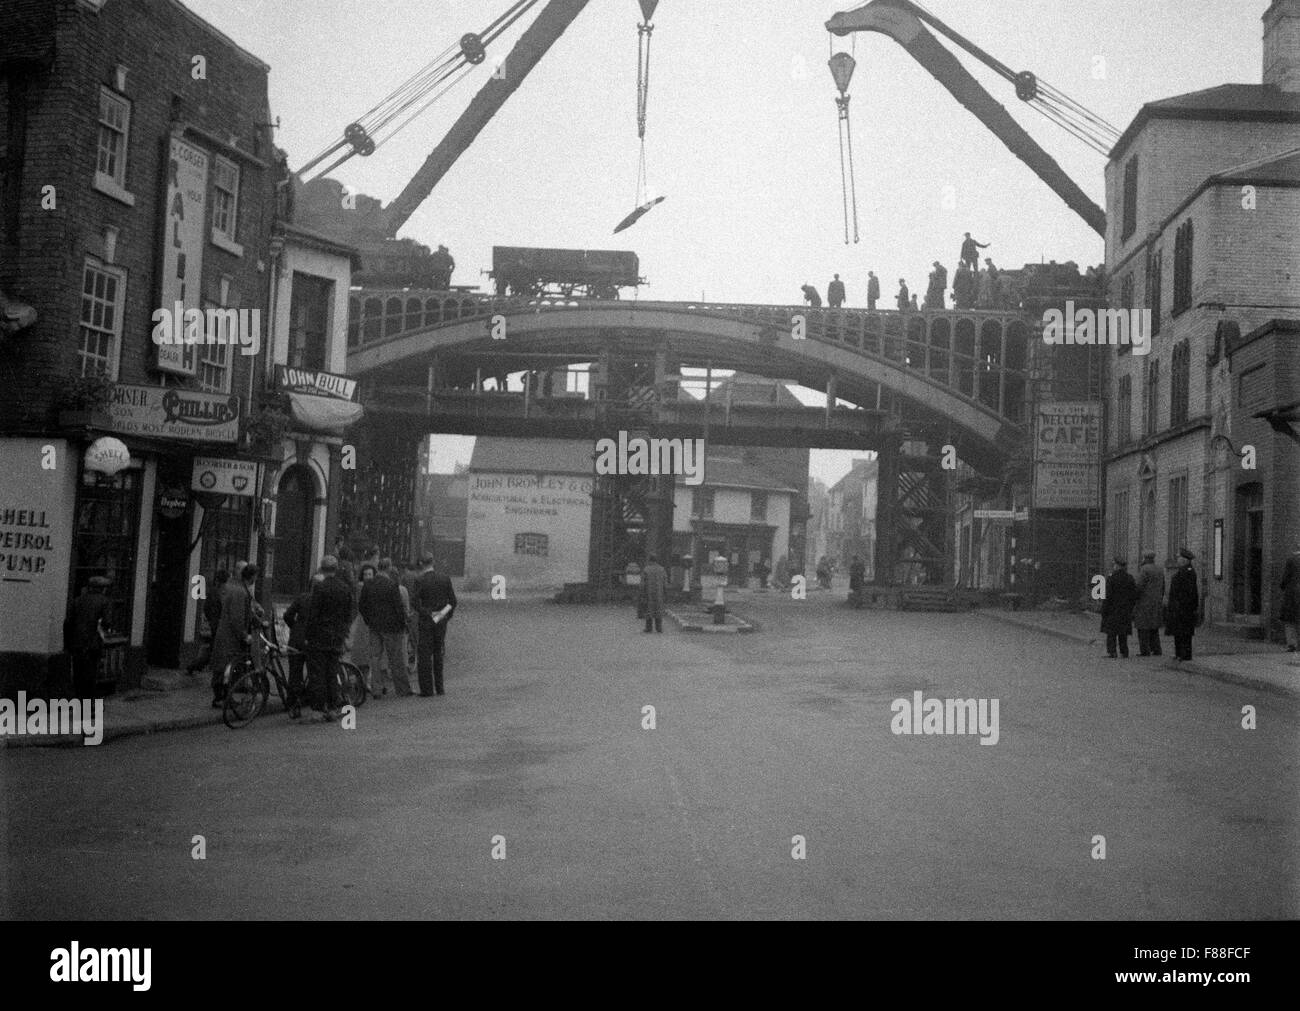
[[360, 558, 413, 697], [304, 556, 355, 721], [65, 576, 111, 699], [414, 555, 457, 696], [1166, 548, 1200, 662], [1100, 557, 1139, 658]]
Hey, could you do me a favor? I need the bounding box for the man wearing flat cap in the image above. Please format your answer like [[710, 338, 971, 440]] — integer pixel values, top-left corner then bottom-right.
[[1100, 557, 1139, 658], [1134, 551, 1166, 657], [64, 576, 112, 699], [1166, 548, 1200, 661]]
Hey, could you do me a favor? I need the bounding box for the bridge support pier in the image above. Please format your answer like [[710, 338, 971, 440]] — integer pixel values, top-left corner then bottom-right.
[[874, 431, 955, 587]]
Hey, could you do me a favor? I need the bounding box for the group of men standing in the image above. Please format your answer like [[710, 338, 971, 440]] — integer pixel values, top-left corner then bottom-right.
[[1099, 550, 1201, 662], [205, 552, 457, 723], [799, 232, 1005, 314]]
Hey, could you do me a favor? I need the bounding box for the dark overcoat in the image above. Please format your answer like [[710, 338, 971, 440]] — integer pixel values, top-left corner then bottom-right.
[[1280, 552, 1300, 623], [211, 580, 253, 675], [1165, 566, 1199, 637], [1100, 569, 1139, 633], [641, 563, 667, 619], [1133, 562, 1166, 630]]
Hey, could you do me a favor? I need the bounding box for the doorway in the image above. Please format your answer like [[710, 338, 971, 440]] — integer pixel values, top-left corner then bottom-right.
[[146, 459, 192, 668], [1233, 483, 1264, 615], [273, 465, 317, 596]]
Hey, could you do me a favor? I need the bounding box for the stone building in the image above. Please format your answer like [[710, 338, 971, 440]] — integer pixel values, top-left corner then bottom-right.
[[1102, 1, 1300, 636], [0, 0, 278, 692]]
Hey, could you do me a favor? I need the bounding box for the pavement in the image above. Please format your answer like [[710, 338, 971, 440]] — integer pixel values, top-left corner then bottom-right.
[[3, 591, 1296, 919], [978, 607, 1300, 698]]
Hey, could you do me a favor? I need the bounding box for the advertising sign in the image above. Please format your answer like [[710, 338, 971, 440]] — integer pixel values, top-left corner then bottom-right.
[[108, 384, 240, 443], [156, 136, 208, 376], [1034, 401, 1101, 510], [276, 366, 358, 402], [191, 457, 259, 497]]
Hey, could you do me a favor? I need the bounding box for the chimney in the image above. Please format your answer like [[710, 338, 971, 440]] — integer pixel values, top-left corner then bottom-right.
[[1264, 0, 1300, 90]]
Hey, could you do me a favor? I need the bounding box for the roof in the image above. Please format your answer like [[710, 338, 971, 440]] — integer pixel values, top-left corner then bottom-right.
[[469, 438, 594, 476], [1110, 84, 1300, 161], [828, 457, 879, 495], [710, 376, 804, 408], [280, 222, 363, 269], [697, 454, 800, 494], [1213, 147, 1300, 184]]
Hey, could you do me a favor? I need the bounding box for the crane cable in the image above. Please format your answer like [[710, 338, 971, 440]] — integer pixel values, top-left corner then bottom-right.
[[297, 0, 543, 181]]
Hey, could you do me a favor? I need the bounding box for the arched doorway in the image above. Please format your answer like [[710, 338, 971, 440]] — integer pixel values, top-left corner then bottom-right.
[[273, 465, 316, 596]]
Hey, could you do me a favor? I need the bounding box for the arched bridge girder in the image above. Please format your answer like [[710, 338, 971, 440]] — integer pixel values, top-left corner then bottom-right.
[[345, 296, 1035, 465]]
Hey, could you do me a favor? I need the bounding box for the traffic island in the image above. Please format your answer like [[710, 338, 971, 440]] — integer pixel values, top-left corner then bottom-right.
[[665, 607, 757, 633]]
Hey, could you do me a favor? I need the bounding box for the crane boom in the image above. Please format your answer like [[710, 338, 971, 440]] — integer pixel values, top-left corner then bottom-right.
[[380, 0, 593, 237], [827, 0, 1107, 237]]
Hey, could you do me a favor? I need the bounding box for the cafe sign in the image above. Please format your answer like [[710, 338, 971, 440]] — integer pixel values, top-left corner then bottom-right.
[[108, 384, 240, 443], [191, 456, 258, 497]]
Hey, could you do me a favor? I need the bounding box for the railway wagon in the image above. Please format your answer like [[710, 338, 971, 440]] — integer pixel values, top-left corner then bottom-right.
[[491, 246, 642, 299]]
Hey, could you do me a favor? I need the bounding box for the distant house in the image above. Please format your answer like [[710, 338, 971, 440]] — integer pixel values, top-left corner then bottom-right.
[[823, 458, 878, 578], [464, 438, 594, 591]]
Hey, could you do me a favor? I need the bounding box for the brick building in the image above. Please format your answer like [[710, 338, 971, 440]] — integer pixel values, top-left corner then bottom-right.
[[0, 0, 278, 693], [1102, 1, 1300, 637]]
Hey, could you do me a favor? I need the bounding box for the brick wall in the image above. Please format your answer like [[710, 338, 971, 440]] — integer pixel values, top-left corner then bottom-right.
[[0, 0, 277, 434]]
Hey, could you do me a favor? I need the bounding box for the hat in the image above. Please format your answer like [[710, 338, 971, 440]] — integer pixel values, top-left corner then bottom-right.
[[1113, 557, 1127, 567], [319, 554, 339, 573], [1179, 548, 1195, 561], [1142, 551, 1156, 561], [88, 576, 111, 588]]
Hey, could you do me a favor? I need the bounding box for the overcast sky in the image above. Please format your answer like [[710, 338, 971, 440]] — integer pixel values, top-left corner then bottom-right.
[[186, 0, 1270, 483]]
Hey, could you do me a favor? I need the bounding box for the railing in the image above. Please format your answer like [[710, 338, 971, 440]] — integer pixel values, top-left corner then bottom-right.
[[347, 291, 1036, 425]]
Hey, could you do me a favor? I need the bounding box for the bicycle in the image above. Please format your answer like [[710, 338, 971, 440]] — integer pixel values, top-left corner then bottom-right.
[[223, 631, 367, 729]]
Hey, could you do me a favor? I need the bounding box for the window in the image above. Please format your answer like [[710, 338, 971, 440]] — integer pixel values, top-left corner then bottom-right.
[[1144, 358, 1160, 437], [1172, 219, 1194, 315], [1112, 488, 1131, 564], [1121, 156, 1138, 242], [514, 533, 548, 557], [1166, 474, 1188, 562], [1146, 245, 1162, 337], [750, 491, 768, 522], [693, 487, 715, 519], [96, 87, 130, 191], [1118, 273, 1135, 355], [198, 279, 234, 394], [211, 155, 240, 248], [1170, 339, 1190, 425], [78, 259, 124, 378], [288, 273, 332, 371], [1116, 374, 1132, 448]]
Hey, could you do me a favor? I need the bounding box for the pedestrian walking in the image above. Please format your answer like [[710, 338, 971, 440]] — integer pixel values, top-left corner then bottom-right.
[[642, 554, 667, 633], [360, 558, 414, 697], [1100, 557, 1138, 658], [827, 274, 846, 308], [282, 576, 319, 718], [210, 563, 258, 707], [187, 569, 227, 675], [896, 279, 910, 311], [64, 576, 111, 700], [801, 283, 822, 308], [1281, 543, 1300, 652], [1165, 548, 1200, 661], [414, 555, 457, 696], [849, 555, 866, 608], [867, 271, 880, 310], [959, 232, 990, 273], [349, 563, 377, 693], [305, 556, 355, 721], [1133, 551, 1166, 657]]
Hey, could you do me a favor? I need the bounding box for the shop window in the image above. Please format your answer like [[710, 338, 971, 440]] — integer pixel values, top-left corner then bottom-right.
[[79, 259, 124, 379], [211, 155, 240, 247], [514, 533, 548, 557], [694, 487, 715, 520], [196, 494, 254, 633], [72, 468, 142, 642]]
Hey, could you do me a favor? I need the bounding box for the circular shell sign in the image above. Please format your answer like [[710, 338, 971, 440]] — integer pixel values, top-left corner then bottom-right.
[[84, 436, 131, 475]]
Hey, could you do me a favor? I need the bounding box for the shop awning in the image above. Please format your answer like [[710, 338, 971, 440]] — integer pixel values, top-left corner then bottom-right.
[[287, 392, 364, 434]]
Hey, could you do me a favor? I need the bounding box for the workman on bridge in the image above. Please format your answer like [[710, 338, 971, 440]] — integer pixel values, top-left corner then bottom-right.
[[952, 262, 976, 310], [430, 244, 455, 290], [960, 232, 990, 273], [896, 279, 910, 311], [924, 262, 947, 310], [867, 271, 880, 310], [827, 274, 846, 309], [801, 284, 822, 308]]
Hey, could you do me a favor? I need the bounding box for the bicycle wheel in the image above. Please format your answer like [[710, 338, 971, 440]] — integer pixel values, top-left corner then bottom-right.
[[223, 670, 268, 729], [337, 660, 367, 709]]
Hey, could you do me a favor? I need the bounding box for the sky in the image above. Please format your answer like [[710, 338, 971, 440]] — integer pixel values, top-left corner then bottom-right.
[[185, 0, 1270, 483]]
